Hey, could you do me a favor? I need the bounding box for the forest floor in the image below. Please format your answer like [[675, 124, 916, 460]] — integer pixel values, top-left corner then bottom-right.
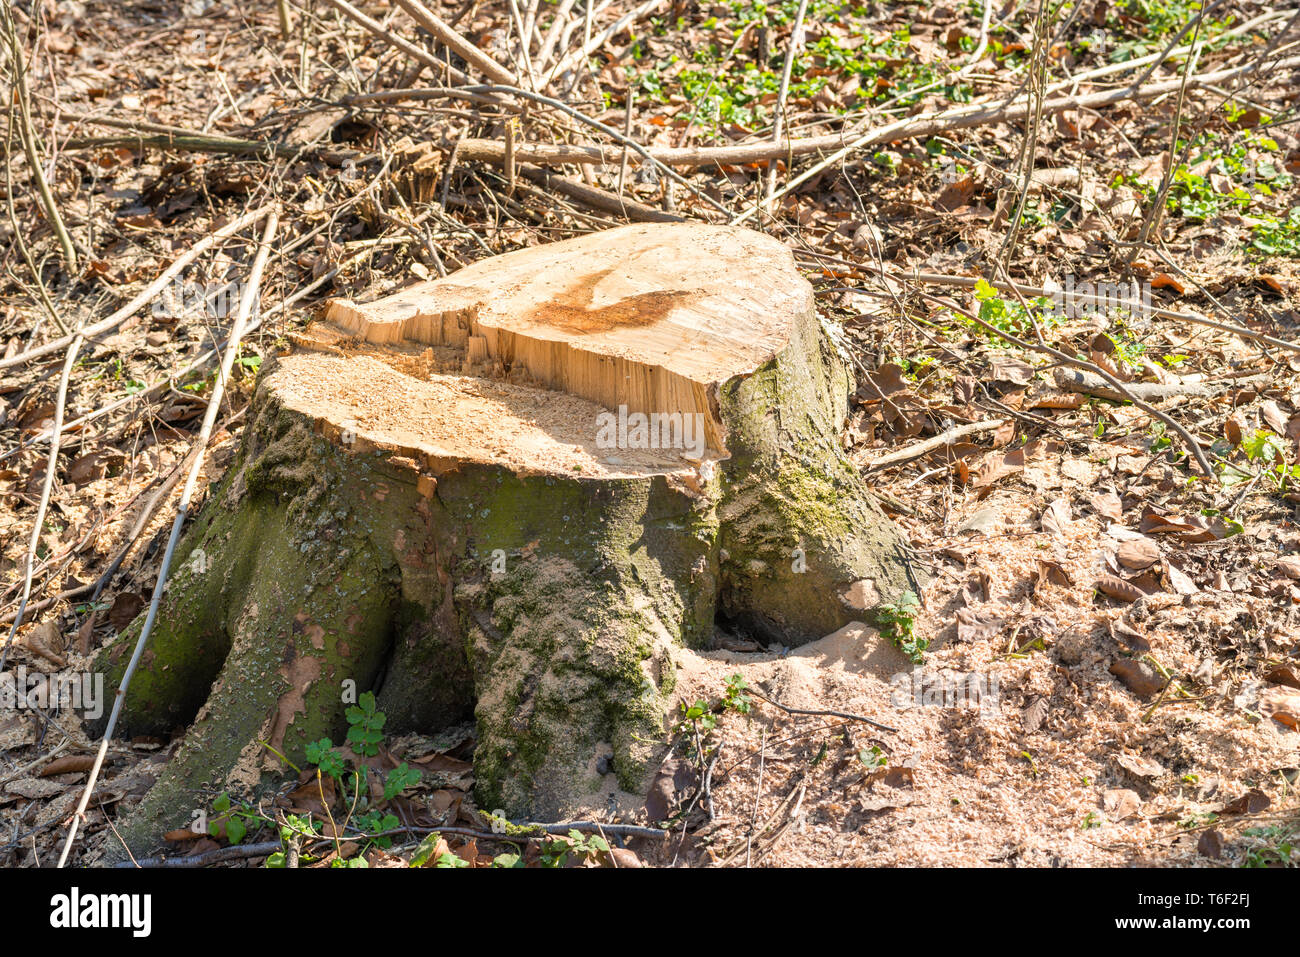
[[1, 0, 1298, 868]]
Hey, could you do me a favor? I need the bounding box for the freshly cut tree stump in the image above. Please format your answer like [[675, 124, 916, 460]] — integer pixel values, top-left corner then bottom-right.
[[93, 223, 920, 857]]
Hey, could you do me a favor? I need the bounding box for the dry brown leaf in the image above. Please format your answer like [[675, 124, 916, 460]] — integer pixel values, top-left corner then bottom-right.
[[1109, 658, 1165, 698], [1021, 695, 1049, 732], [1116, 538, 1160, 570], [23, 620, 65, 666], [1096, 575, 1145, 602], [1221, 788, 1271, 815], [1037, 559, 1073, 589], [1116, 753, 1164, 778], [38, 755, 96, 778], [1040, 496, 1071, 535], [991, 356, 1035, 385], [955, 606, 1005, 642], [1262, 400, 1290, 436], [1260, 689, 1300, 729], [1090, 489, 1124, 523], [970, 446, 1025, 489], [1265, 664, 1300, 690], [108, 592, 145, 631], [1103, 788, 1141, 821]]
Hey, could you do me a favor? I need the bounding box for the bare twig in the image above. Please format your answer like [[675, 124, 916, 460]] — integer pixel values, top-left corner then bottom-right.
[[748, 688, 898, 734], [57, 212, 280, 869], [394, 0, 520, 84], [0, 332, 83, 676], [862, 419, 1009, 471], [918, 290, 1215, 476], [1, 3, 78, 274], [0, 205, 274, 370], [762, 0, 809, 215]]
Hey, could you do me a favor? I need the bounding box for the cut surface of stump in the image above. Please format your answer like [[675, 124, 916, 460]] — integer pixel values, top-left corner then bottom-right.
[[93, 223, 921, 859]]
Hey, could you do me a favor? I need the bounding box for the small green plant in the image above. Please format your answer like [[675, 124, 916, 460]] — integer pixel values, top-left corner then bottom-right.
[[383, 763, 421, 800], [722, 673, 752, 715], [304, 737, 347, 779], [875, 590, 925, 664], [1251, 208, 1300, 257], [539, 829, 609, 867], [1220, 429, 1300, 493], [345, 691, 386, 756], [264, 814, 323, 867], [293, 694, 422, 862], [1080, 811, 1101, 830], [858, 744, 887, 769], [972, 279, 1060, 341], [1241, 824, 1297, 867], [209, 791, 261, 846]]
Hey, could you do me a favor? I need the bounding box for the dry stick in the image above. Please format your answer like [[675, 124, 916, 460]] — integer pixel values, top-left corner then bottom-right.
[[449, 50, 1300, 173], [748, 688, 898, 734], [0, 240, 349, 621], [317, 0, 472, 85], [56, 212, 280, 869], [521, 0, 542, 57], [1123, 0, 1230, 94], [861, 418, 1009, 472], [2, 273, 297, 466], [0, 204, 273, 370], [892, 269, 1300, 356], [536, 0, 579, 70], [277, 0, 292, 39], [519, 165, 683, 221], [1132, 9, 1300, 260], [731, 51, 1300, 225], [342, 85, 519, 110], [919, 290, 1215, 476], [545, 0, 664, 88], [0, 738, 74, 788], [1130, 11, 1206, 257], [48, 132, 300, 158], [505, 0, 538, 86], [4, 84, 65, 334], [997, 0, 1053, 267], [466, 84, 733, 217], [1, 5, 78, 274], [761, 0, 809, 215], [0, 333, 84, 677], [393, 0, 520, 84], [744, 728, 768, 868]]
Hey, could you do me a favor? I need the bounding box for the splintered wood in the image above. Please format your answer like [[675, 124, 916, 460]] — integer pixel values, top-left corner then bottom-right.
[[306, 223, 811, 467]]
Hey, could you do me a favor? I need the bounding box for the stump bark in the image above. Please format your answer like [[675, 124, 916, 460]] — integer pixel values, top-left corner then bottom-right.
[[93, 222, 921, 857]]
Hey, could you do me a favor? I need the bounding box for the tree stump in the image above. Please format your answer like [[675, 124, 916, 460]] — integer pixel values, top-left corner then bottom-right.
[[93, 222, 920, 857]]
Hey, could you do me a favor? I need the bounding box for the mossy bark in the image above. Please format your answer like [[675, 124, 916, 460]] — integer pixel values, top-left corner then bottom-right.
[[92, 301, 920, 861]]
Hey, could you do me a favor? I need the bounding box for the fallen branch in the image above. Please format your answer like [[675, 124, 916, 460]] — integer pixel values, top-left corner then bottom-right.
[[49, 132, 299, 158], [0, 332, 83, 675], [861, 418, 1008, 471], [317, 0, 473, 85], [116, 841, 283, 869], [394, 0, 520, 84], [920, 291, 1216, 476], [519, 165, 683, 222], [1053, 368, 1207, 402], [444, 53, 1300, 177], [734, 52, 1300, 224]]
